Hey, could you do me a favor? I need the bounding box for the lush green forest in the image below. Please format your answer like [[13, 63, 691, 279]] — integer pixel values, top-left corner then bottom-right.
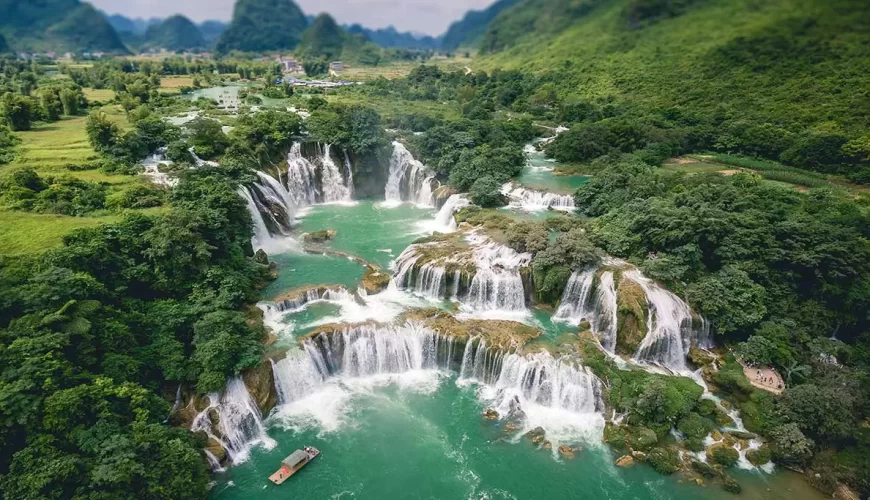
[[440, 0, 520, 51]]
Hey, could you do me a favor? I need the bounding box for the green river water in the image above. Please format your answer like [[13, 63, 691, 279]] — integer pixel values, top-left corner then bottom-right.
[[211, 155, 824, 500]]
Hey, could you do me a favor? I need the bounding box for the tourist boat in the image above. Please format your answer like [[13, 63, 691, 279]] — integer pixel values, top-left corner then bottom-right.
[[268, 447, 321, 485]]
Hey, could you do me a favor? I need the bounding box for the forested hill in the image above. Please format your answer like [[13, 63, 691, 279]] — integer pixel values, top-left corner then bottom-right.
[[0, 0, 127, 53], [215, 0, 309, 54], [474, 0, 870, 142], [144, 15, 207, 52], [440, 0, 520, 51]]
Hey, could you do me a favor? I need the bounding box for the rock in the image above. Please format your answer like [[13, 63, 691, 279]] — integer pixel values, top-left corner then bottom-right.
[[206, 437, 227, 463], [834, 484, 861, 500], [631, 450, 647, 462], [504, 423, 520, 432], [746, 446, 772, 466], [525, 426, 545, 443], [726, 430, 757, 441], [558, 445, 576, 459], [721, 475, 742, 494], [432, 185, 457, 209], [615, 278, 648, 355], [689, 346, 716, 366], [483, 408, 499, 421], [242, 360, 278, 415], [615, 455, 635, 467], [711, 429, 723, 441], [361, 267, 391, 295], [303, 229, 336, 243], [542, 441, 552, 450], [254, 249, 270, 265], [708, 443, 739, 467], [691, 460, 717, 478]]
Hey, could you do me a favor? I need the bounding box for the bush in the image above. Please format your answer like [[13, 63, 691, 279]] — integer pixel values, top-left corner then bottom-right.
[[647, 447, 681, 474], [106, 185, 166, 210], [469, 176, 506, 208], [628, 426, 658, 452], [677, 412, 714, 440], [709, 444, 739, 467], [746, 446, 772, 466]]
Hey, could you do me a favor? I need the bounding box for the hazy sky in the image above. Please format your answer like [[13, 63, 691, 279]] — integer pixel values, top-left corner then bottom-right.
[[90, 0, 495, 35]]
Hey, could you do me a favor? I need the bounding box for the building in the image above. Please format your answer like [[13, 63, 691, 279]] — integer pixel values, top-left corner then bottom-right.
[[329, 61, 344, 72], [276, 56, 299, 73]]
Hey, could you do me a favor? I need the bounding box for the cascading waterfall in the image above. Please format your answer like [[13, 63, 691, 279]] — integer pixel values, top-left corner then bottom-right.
[[385, 142, 440, 206], [433, 194, 470, 232], [190, 378, 275, 464], [501, 182, 575, 212], [269, 323, 605, 444], [464, 233, 531, 313], [554, 270, 618, 351], [238, 187, 275, 250], [286, 142, 319, 205], [623, 269, 698, 373], [319, 144, 353, 202], [391, 233, 531, 314], [262, 287, 353, 316]]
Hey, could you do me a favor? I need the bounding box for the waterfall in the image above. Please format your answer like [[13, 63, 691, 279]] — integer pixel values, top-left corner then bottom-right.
[[269, 322, 604, 444], [554, 270, 618, 351], [501, 182, 575, 212], [286, 143, 319, 205], [238, 187, 275, 251], [190, 378, 275, 464], [204, 449, 225, 472], [391, 233, 531, 314], [433, 194, 470, 232], [464, 233, 531, 313], [623, 269, 697, 373], [319, 144, 353, 203], [262, 287, 352, 316], [189, 147, 219, 167], [385, 141, 440, 206]]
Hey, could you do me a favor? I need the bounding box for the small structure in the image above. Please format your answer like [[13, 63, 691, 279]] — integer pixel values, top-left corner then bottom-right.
[[277, 56, 299, 73], [329, 61, 344, 72], [268, 446, 320, 485]]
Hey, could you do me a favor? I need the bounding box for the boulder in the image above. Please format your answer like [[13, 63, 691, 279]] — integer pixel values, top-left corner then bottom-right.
[[206, 437, 227, 463], [542, 441, 552, 450], [689, 346, 716, 366], [558, 445, 577, 459], [615, 455, 635, 467], [631, 450, 647, 462], [708, 443, 739, 467], [361, 268, 391, 295], [525, 426, 546, 444], [483, 408, 499, 421], [303, 229, 337, 243], [254, 249, 270, 265], [242, 360, 278, 415], [726, 430, 757, 441]]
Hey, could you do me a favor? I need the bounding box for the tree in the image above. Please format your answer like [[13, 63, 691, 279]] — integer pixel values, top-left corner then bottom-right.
[[769, 423, 814, 465], [469, 176, 505, 207], [0, 93, 36, 131], [186, 117, 230, 160], [686, 266, 766, 335], [303, 59, 329, 77], [60, 88, 80, 116], [38, 89, 63, 122], [85, 112, 120, 153]]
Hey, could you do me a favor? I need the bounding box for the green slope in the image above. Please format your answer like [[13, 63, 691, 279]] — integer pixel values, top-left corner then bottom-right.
[[0, 0, 127, 53], [440, 0, 520, 51], [144, 14, 207, 51], [215, 0, 308, 54], [477, 0, 870, 136]]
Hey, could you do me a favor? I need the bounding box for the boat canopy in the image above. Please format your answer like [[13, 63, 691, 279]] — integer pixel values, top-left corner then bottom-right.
[[282, 450, 308, 468]]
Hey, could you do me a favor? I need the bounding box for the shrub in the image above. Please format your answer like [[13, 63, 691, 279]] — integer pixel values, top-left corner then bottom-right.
[[647, 447, 681, 474], [469, 176, 506, 208], [628, 426, 658, 452], [709, 444, 739, 467], [677, 412, 714, 440], [746, 446, 772, 466]]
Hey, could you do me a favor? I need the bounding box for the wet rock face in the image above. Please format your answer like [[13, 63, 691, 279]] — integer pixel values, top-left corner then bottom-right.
[[615, 277, 648, 356], [242, 360, 278, 415], [615, 455, 634, 467], [361, 268, 390, 294], [483, 408, 499, 421]]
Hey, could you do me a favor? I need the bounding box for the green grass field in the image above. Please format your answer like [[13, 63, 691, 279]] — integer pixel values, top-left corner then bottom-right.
[[0, 111, 159, 256], [82, 88, 116, 102]]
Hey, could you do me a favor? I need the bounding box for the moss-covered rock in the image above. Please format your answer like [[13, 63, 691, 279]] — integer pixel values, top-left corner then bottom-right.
[[400, 308, 541, 350], [432, 185, 457, 209], [628, 426, 658, 452], [726, 430, 757, 441], [303, 229, 337, 243], [677, 412, 715, 440], [604, 423, 628, 448], [361, 268, 390, 294], [647, 447, 682, 474], [691, 460, 717, 478], [254, 248, 270, 265], [242, 358, 278, 415], [206, 437, 227, 463], [708, 443, 740, 467], [746, 445, 772, 466], [615, 277, 648, 356], [689, 346, 716, 366], [721, 475, 742, 494]]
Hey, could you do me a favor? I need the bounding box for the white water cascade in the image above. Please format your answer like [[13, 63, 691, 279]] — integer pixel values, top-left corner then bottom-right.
[[501, 182, 575, 212], [238, 187, 276, 251], [553, 270, 618, 351], [385, 142, 440, 206], [553, 265, 710, 372], [434, 194, 470, 232], [464, 233, 532, 314], [285, 142, 354, 205], [190, 378, 276, 464], [286, 142, 319, 205], [269, 323, 605, 444], [624, 269, 701, 373], [391, 233, 532, 315]]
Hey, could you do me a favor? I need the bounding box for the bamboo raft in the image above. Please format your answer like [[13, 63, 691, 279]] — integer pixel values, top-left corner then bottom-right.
[[268, 446, 321, 485]]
